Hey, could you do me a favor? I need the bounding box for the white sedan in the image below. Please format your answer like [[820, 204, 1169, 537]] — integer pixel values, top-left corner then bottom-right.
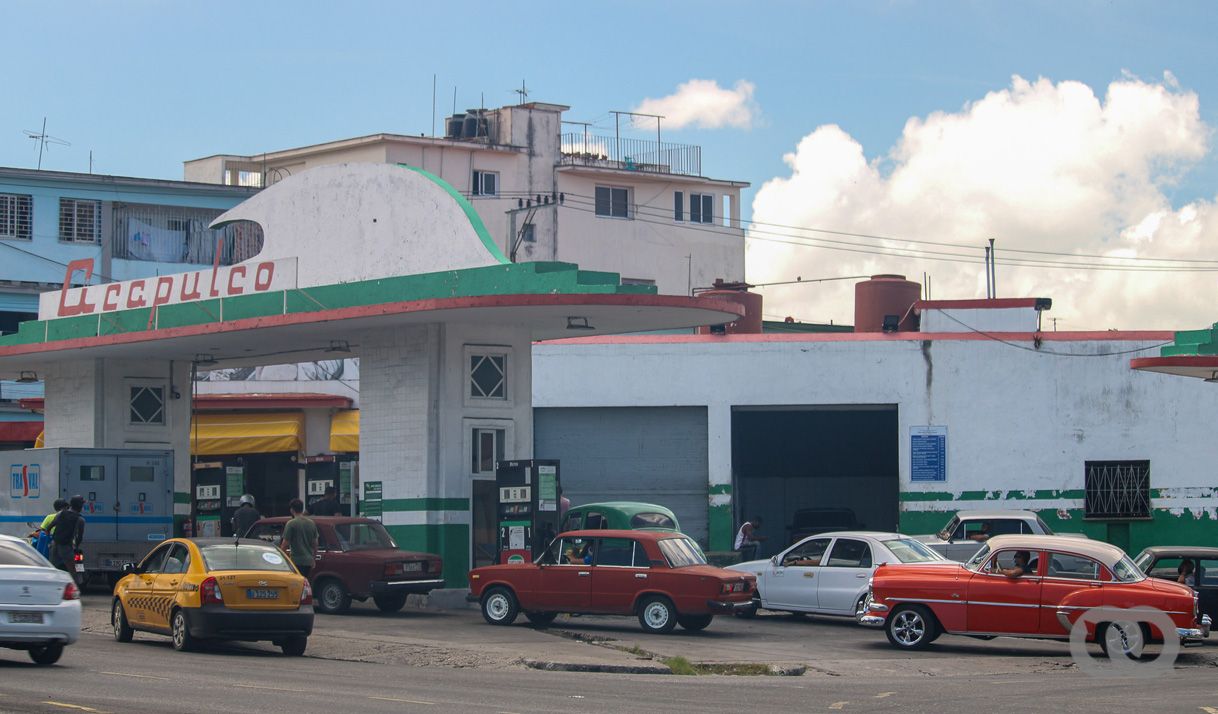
[[0, 534, 81, 665], [727, 531, 950, 618]]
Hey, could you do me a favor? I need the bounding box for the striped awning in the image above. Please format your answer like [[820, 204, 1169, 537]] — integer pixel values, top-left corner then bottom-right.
[[329, 409, 359, 453]]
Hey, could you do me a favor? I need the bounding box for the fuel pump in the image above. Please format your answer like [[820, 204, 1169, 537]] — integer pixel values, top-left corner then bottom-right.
[[494, 459, 560, 564], [191, 463, 225, 538]]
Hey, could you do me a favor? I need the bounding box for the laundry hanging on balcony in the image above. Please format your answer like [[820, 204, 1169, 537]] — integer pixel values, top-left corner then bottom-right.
[[126, 218, 188, 262]]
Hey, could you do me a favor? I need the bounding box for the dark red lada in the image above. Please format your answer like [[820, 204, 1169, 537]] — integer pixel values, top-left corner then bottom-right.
[[467, 529, 756, 633], [248, 517, 443, 614]]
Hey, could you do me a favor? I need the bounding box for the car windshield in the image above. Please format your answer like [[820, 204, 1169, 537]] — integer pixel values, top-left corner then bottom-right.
[[882, 538, 943, 563], [964, 543, 992, 571], [1035, 515, 1055, 535], [0, 541, 50, 567], [200, 544, 295, 572], [938, 516, 959, 540], [658, 537, 707, 568], [1111, 556, 1145, 583], [335, 522, 396, 551], [630, 512, 676, 529]]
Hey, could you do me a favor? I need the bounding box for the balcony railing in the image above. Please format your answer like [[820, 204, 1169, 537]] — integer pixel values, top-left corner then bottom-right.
[[560, 133, 701, 177], [112, 204, 263, 265]]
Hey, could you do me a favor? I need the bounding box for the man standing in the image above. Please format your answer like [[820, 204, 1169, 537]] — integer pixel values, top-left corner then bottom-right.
[[231, 494, 261, 538], [280, 498, 319, 578], [734, 515, 767, 562], [50, 495, 86, 580], [309, 486, 340, 516]]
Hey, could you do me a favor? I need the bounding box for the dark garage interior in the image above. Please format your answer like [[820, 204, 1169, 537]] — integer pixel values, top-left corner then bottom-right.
[[732, 406, 899, 558]]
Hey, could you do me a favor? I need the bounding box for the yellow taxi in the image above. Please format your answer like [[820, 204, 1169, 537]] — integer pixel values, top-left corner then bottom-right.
[[111, 537, 314, 655]]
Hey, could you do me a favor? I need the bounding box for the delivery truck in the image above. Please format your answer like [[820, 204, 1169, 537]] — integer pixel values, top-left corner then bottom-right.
[[1, 448, 174, 586]]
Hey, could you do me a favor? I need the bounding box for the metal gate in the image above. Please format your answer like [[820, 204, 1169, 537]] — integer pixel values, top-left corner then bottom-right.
[[534, 407, 709, 546]]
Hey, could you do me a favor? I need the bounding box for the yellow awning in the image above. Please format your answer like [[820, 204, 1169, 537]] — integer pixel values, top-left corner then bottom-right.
[[329, 409, 359, 453], [190, 412, 304, 456], [34, 431, 44, 448]]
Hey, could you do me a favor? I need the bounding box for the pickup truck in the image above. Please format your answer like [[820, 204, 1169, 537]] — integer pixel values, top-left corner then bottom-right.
[[912, 509, 1086, 561]]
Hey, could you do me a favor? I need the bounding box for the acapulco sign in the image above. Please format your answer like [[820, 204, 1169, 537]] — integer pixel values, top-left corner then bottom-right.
[[38, 256, 298, 321]]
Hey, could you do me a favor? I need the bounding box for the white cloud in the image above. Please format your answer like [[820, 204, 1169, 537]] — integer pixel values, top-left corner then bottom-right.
[[633, 79, 758, 130], [747, 73, 1218, 330]]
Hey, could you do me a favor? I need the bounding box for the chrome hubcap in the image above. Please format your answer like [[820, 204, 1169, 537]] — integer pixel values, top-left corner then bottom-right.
[[486, 594, 509, 620], [644, 602, 670, 628], [112, 603, 122, 634], [893, 611, 925, 645], [322, 586, 341, 609], [172, 615, 184, 647]]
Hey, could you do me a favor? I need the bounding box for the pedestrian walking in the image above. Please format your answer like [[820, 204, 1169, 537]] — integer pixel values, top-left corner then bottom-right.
[[734, 515, 767, 562], [231, 494, 261, 538], [280, 498, 319, 578], [50, 495, 86, 581]]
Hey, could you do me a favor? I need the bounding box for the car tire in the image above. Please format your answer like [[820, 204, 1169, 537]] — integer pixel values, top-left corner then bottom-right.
[[481, 586, 519, 626], [171, 609, 196, 652], [525, 611, 558, 626], [28, 643, 64, 666], [112, 599, 134, 643], [1096, 621, 1151, 659], [280, 635, 308, 657], [885, 604, 939, 650], [315, 578, 351, 615], [373, 594, 408, 613], [637, 595, 677, 634], [676, 614, 713, 631]]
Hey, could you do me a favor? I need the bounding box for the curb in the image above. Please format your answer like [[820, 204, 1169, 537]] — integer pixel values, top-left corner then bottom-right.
[[523, 659, 673, 675]]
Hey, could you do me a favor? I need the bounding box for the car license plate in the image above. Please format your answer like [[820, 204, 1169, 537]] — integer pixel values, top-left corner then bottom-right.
[[246, 588, 279, 600], [403, 562, 423, 572], [10, 612, 44, 624], [74, 564, 85, 573]]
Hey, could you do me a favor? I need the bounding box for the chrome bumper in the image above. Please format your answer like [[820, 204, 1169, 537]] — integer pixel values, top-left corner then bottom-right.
[[858, 614, 886, 628], [1179, 614, 1212, 640]]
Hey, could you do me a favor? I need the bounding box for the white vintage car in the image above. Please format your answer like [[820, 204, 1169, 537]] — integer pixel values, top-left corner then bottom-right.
[[913, 510, 1087, 562], [727, 531, 951, 618]]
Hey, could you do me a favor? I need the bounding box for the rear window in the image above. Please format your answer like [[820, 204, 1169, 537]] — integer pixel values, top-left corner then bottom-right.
[[335, 522, 396, 551], [657, 537, 707, 568], [0, 541, 50, 567], [882, 538, 942, 564], [200, 544, 294, 572], [630, 512, 676, 529]]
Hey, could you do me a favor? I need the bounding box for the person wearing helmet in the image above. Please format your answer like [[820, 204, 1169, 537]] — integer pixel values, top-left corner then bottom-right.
[[231, 494, 261, 538]]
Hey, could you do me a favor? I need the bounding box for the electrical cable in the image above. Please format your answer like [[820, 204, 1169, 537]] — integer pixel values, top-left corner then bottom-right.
[[934, 310, 1172, 357]]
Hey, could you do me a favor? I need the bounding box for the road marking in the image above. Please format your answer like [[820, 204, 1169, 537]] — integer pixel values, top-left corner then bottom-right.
[[233, 684, 299, 693], [829, 703, 848, 710], [96, 671, 170, 681], [369, 696, 434, 705], [875, 692, 896, 699], [44, 703, 106, 714], [1198, 708, 1218, 714]]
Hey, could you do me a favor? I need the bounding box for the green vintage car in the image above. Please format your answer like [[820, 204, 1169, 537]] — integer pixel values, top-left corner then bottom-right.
[[559, 502, 680, 533]]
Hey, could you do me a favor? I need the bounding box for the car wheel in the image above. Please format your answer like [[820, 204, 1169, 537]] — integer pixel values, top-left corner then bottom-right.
[[885, 604, 939, 650], [28, 643, 64, 666], [171, 609, 196, 652], [1097, 621, 1149, 659], [525, 611, 558, 626], [481, 586, 519, 626], [676, 614, 714, 631], [315, 579, 352, 615], [372, 594, 408, 613], [280, 635, 308, 657], [112, 599, 134, 643], [637, 595, 677, 634]]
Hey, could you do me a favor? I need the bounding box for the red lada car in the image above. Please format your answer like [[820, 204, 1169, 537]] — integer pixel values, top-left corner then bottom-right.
[[860, 535, 1211, 652], [467, 529, 756, 634], [248, 517, 443, 614]]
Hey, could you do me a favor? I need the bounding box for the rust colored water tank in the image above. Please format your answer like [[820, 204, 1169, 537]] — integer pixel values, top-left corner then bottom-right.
[[854, 274, 920, 333], [697, 281, 763, 334]]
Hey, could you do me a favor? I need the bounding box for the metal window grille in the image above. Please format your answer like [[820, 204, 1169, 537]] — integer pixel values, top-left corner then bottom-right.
[[59, 198, 101, 243], [469, 354, 506, 399], [0, 193, 33, 240], [112, 203, 263, 265], [1084, 460, 1150, 519], [130, 386, 165, 425]]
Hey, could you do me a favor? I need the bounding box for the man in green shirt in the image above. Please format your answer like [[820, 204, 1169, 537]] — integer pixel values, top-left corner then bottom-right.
[[280, 498, 319, 577]]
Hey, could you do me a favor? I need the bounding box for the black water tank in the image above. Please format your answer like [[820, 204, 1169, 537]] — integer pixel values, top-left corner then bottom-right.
[[446, 113, 465, 139]]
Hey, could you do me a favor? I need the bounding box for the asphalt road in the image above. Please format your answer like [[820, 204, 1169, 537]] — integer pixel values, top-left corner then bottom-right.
[[1, 595, 1216, 714]]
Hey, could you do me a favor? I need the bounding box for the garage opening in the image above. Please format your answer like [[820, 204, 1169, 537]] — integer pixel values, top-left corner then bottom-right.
[[732, 406, 898, 559]]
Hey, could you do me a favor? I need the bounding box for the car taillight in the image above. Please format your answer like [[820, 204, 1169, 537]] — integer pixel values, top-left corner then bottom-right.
[[384, 562, 401, 577], [200, 577, 223, 606], [430, 558, 442, 575], [721, 581, 746, 594], [300, 580, 313, 606], [62, 581, 79, 601], [73, 552, 83, 563]]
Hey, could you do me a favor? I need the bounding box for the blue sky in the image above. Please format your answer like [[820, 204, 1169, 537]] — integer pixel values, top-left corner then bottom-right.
[[4, 1, 1218, 327]]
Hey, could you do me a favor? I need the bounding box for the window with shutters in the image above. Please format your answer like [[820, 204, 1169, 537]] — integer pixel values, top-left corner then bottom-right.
[[0, 194, 33, 240], [1084, 460, 1150, 519]]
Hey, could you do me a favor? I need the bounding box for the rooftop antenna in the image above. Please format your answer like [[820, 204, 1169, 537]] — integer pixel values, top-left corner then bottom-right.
[[514, 80, 528, 105], [88, 150, 93, 174], [23, 117, 70, 170], [431, 73, 437, 137]]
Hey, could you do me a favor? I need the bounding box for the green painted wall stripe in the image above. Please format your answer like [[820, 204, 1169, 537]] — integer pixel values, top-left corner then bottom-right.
[[384, 523, 470, 588], [901, 488, 1199, 502], [708, 484, 731, 495], [174, 492, 191, 504], [382, 497, 470, 512], [397, 163, 509, 264]]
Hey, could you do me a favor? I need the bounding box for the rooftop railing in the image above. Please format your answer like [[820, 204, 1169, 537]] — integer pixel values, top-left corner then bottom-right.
[[559, 133, 701, 177]]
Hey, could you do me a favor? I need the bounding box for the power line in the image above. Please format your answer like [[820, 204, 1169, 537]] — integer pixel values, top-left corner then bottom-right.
[[935, 310, 1171, 357]]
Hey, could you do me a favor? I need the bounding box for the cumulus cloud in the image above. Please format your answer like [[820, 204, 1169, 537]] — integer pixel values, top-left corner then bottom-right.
[[633, 79, 758, 130], [747, 73, 1218, 330]]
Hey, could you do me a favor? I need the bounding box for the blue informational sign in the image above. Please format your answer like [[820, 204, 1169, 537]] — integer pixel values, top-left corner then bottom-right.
[[910, 426, 947, 482]]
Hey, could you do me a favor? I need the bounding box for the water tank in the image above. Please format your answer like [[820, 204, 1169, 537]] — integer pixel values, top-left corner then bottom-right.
[[696, 282, 764, 335], [854, 274, 920, 332], [462, 113, 479, 138], [446, 113, 465, 139]]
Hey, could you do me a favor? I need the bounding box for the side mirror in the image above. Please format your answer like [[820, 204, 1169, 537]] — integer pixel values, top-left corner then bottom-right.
[[770, 555, 781, 566], [121, 562, 138, 574]]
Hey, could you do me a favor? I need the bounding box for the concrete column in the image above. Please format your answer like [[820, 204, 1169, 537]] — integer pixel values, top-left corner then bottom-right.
[[706, 402, 734, 552]]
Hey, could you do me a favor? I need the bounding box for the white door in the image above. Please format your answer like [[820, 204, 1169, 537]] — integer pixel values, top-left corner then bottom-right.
[[815, 537, 874, 613], [762, 537, 831, 610]]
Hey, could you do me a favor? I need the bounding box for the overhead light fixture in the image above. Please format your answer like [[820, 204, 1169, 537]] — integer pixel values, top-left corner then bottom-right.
[[1206, 371, 1218, 384], [16, 371, 38, 383], [325, 340, 351, 354], [566, 316, 594, 331], [193, 353, 218, 367]]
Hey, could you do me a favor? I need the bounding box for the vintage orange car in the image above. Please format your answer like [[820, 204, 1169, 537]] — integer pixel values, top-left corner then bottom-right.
[[468, 529, 756, 633], [859, 535, 1211, 652]]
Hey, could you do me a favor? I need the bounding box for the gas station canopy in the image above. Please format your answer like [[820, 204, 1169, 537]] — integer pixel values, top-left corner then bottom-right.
[[1131, 322, 1218, 380]]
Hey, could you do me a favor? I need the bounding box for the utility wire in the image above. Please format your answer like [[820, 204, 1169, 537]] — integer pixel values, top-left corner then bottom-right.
[[935, 310, 1171, 357]]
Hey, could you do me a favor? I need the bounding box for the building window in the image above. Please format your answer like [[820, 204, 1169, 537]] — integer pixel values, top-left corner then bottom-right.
[[521, 224, 535, 243], [471, 427, 506, 475], [59, 198, 102, 243], [690, 193, 713, 224], [472, 170, 498, 196], [469, 353, 507, 400], [620, 277, 655, 287], [129, 385, 165, 425], [0, 194, 33, 240], [673, 191, 684, 221], [1084, 460, 1150, 519], [595, 186, 630, 218]]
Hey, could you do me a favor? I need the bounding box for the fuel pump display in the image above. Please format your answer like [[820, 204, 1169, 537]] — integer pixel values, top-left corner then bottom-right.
[[494, 460, 560, 564]]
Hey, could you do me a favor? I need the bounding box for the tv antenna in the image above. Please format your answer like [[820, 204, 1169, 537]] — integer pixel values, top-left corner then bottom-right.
[[513, 80, 529, 105], [23, 117, 70, 170]]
